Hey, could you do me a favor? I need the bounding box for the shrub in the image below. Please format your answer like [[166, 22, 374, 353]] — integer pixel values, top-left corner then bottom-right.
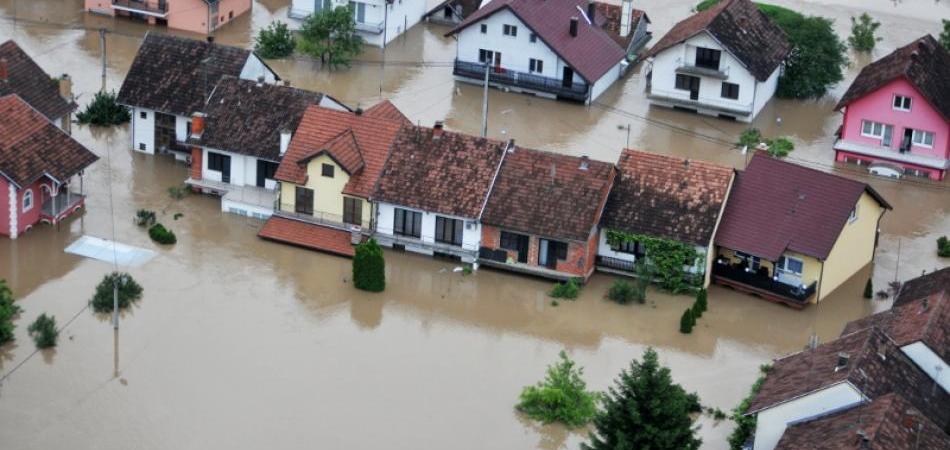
[[938, 236, 950, 257], [516, 350, 599, 427], [632, 260, 651, 303], [768, 137, 794, 158], [254, 20, 296, 59], [607, 279, 637, 304], [695, 289, 708, 313], [848, 13, 881, 52], [148, 223, 177, 245], [28, 313, 58, 348], [863, 278, 873, 299], [679, 308, 695, 334], [76, 90, 130, 126], [942, 20, 950, 52], [550, 278, 581, 299], [167, 185, 189, 200], [90, 272, 143, 314], [738, 128, 763, 149], [0, 279, 22, 346], [353, 239, 385, 292], [727, 365, 771, 450], [135, 209, 156, 227]]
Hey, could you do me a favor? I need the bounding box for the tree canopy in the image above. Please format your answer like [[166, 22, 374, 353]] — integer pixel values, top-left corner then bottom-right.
[[297, 6, 364, 68], [255, 20, 296, 59], [516, 350, 599, 427], [941, 20, 950, 52]]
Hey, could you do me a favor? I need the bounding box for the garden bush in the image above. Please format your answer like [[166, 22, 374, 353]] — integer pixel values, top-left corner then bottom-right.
[[255, 20, 296, 59], [148, 223, 177, 245], [76, 90, 130, 126], [27, 313, 58, 348], [727, 365, 771, 449], [0, 279, 22, 346], [607, 279, 637, 304], [550, 278, 581, 299], [848, 13, 881, 52], [135, 209, 156, 227], [516, 350, 599, 427], [938, 236, 950, 257], [353, 239, 385, 292], [679, 308, 695, 334], [695, 289, 708, 314], [90, 272, 143, 314]]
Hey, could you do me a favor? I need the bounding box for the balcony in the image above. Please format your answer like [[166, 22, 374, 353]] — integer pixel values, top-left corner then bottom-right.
[[833, 138, 949, 170], [712, 261, 816, 308], [274, 204, 370, 233], [355, 19, 385, 34], [40, 191, 85, 224], [454, 60, 590, 102], [647, 85, 753, 117], [111, 0, 169, 17]]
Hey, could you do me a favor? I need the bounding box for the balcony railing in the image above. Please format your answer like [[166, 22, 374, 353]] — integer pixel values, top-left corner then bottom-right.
[[454, 60, 590, 102], [675, 57, 729, 79], [647, 86, 753, 116], [111, 0, 169, 17], [41, 192, 85, 222], [713, 261, 817, 305], [355, 19, 385, 34], [276, 204, 370, 231]]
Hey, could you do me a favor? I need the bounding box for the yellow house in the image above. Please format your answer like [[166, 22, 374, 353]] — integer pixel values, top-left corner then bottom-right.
[[712, 153, 891, 308], [258, 102, 409, 256]]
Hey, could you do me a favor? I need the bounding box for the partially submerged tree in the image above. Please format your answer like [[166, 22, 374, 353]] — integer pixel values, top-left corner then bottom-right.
[[28, 313, 58, 348], [0, 279, 21, 346], [297, 6, 364, 68], [582, 348, 702, 450], [255, 20, 296, 59], [90, 272, 144, 313], [848, 13, 881, 52], [770, 10, 848, 99], [517, 350, 599, 427], [940, 20, 950, 52], [353, 239, 385, 292], [679, 308, 695, 334], [76, 91, 130, 126]]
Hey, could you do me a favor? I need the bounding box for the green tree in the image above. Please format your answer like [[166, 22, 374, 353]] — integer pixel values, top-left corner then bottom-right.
[[255, 20, 296, 59], [27, 313, 58, 348], [297, 5, 364, 68], [679, 308, 695, 334], [940, 20, 950, 52], [0, 279, 22, 346], [727, 365, 771, 450], [76, 90, 130, 126], [848, 13, 881, 52], [148, 223, 177, 245], [353, 239, 385, 292], [938, 236, 950, 257], [550, 278, 581, 299], [693, 289, 708, 319], [583, 348, 702, 450], [863, 278, 873, 299], [767, 137, 795, 158], [607, 279, 637, 304], [517, 350, 599, 427], [90, 272, 144, 313]]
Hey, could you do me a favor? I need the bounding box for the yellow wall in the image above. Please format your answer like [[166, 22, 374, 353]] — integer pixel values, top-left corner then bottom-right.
[[703, 171, 736, 288], [716, 247, 822, 300], [817, 192, 885, 301], [278, 154, 373, 228]]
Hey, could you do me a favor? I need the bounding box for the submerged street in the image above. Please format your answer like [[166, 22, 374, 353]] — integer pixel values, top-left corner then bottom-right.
[[0, 0, 948, 449]]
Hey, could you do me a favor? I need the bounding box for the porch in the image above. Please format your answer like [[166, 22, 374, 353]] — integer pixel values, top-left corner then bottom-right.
[[712, 261, 816, 309], [40, 191, 85, 225], [185, 178, 277, 218], [377, 232, 477, 262], [477, 247, 581, 282], [833, 139, 949, 170], [275, 204, 371, 233], [453, 60, 590, 102], [111, 0, 169, 17]]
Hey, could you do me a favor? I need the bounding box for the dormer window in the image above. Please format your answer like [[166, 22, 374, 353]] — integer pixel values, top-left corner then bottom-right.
[[893, 95, 911, 111], [695, 47, 721, 70]]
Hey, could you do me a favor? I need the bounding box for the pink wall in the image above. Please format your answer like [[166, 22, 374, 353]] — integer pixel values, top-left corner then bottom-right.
[[167, 0, 251, 34], [84, 0, 115, 15], [0, 178, 47, 238], [0, 178, 9, 237], [841, 78, 949, 162]]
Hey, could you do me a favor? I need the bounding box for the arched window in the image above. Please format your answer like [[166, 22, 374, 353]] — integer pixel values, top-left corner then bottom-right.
[[22, 189, 33, 212]]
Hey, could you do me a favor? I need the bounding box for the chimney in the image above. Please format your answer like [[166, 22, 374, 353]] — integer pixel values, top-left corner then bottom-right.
[[283, 79, 291, 87], [354, 107, 363, 116], [569, 17, 578, 37], [505, 139, 515, 152], [279, 129, 292, 156], [0, 58, 7, 81], [257, 75, 265, 87], [587, 1, 596, 22], [59, 73, 72, 101], [433, 120, 444, 139], [620, 0, 633, 37], [190, 112, 206, 139], [206, 35, 215, 44], [579, 155, 589, 170]]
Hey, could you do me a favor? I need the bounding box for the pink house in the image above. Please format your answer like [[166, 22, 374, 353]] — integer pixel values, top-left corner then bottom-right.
[[833, 35, 950, 181], [0, 95, 99, 239], [85, 0, 252, 35]]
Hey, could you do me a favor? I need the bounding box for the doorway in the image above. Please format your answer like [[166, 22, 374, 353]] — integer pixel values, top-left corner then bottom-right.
[[256, 160, 278, 188], [539, 239, 567, 269], [562, 67, 574, 88], [154, 112, 176, 152]]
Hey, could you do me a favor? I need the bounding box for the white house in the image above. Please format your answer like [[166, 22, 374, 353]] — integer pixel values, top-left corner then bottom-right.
[[287, 0, 427, 48], [446, 0, 650, 104], [372, 122, 509, 262], [117, 33, 278, 160], [645, 0, 789, 122]]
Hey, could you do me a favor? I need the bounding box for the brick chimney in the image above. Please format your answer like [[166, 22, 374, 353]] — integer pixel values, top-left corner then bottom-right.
[[279, 128, 291, 156], [58, 73, 72, 101], [569, 17, 578, 37], [0, 58, 7, 82], [190, 112, 206, 139], [190, 112, 206, 183], [433, 120, 444, 139], [620, 0, 633, 37]]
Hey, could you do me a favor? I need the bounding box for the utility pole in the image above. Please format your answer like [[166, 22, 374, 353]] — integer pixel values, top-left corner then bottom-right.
[[99, 28, 107, 92], [481, 63, 489, 137]]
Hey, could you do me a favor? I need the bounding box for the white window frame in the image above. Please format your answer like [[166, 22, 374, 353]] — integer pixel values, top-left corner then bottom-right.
[[777, 255, 804, 276], [503, 24, 517, 37], [892, 95, 911, 112], [528, 58, 543, 74], [22, 189, 33, 212], [861, 120, 885, 139], [911, 129, 934, 148]]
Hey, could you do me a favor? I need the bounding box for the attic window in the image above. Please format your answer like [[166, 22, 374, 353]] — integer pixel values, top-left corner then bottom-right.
[[322, 163, 335, 178], [480, 24, 487, 34], [892, 95, 911, 112], [835, 353, 850, 372]]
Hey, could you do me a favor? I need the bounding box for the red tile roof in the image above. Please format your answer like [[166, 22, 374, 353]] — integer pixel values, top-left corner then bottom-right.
[[715, 153, 890, 261], [482, 147, 615, 242], [258, 216, 355, 257], [835, 35, 950, 121], [447, 0, 629, 82], [602, 149, 733, 246], [363, 100, 411, 125], [0, 94, 98, 187], [274, 103, 407, 199], [0, 40, 76, 122], [298, 129, 365, 175]]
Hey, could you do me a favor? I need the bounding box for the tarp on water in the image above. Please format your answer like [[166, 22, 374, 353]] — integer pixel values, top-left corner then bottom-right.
[[65, 235, 156, 267]]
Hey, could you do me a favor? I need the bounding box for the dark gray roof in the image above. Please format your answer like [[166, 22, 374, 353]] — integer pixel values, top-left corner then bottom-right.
[[0, 40, 76, 121]]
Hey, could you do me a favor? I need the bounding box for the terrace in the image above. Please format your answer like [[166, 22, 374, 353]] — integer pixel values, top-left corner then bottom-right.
[[111, 0, 169, 17], [712, 260, 817, 309], [454, 60, 590, 102]]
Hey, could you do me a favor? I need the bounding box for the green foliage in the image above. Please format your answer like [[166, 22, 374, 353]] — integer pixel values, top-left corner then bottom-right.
[[633, 259, 651, 302], [738, 129, 794, 157], [550, 278, 582, 299], [938, 236, 950, 258], [167, 185, 189, 200], [679, 308, 695, 334], [692, 288, 708, 319], [0, 279, 22, 346], [298, 6, 364, 68], [76, 90, 130, 126], [606, 230, 699, 293], [462, 266, 473, 276], [173, 213, 184, 221], [255, 20, 296, 59], [517, 350, 599, 428], [768, 137, 795, 158], [353, 239, 385, 292], [607, 279, 637, 304], [148, 223, 177, 245], [583, 348, 702, 450], [941, 20, 950, 52], [694, 0, 717, 11], [27, 313, 58, 348], [848, 13, 881, 52], [90, 272, 143, 314], [863, 278, 874, 299], [738, 128, 763, 149], [135, 209, 156, 227], [727, 365, 772, 450]]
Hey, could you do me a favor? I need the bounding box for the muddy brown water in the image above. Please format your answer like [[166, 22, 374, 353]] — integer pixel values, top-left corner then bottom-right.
[[0, 1, 948, 449]]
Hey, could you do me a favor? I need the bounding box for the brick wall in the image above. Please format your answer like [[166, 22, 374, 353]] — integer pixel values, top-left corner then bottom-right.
[[480, 224, 597, 280], [190, 147, 202, 181]]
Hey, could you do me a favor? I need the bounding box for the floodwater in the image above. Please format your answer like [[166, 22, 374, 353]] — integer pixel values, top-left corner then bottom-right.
[[0, 0, 947, 449]]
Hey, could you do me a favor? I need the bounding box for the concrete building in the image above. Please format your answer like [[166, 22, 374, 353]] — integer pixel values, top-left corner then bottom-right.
[[287, 0, 427, 47], [85, 0, 252, 35]]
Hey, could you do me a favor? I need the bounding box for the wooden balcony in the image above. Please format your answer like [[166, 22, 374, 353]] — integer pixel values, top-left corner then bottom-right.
[[454, 60, 589, 102], [712, 261, 816, 309]]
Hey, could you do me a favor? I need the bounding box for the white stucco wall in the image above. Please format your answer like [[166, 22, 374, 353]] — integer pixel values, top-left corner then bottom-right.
[[753, 382, 865, 450], [752, 65, 780, 119], [596, 232, 708, 275], [201, 147, 277, 188], [239, 54, 279, 82], [379, 0, 426, 46], [456, 8, 566, 78], [902, 342, 950, 394], [375, 202, 481, 259], [131, 107, 156, 154], [287, 0, 424, 47], [589, 60, 625, 103]]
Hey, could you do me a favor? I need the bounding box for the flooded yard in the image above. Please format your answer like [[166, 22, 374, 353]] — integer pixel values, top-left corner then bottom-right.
[[1, 0, 948, 449]]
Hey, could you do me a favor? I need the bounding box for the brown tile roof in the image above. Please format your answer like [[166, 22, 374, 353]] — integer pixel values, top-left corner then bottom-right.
[[482, 147, 615, 242], [602, 149, 733, 246], [258, 216, 355, 257], [375, 125, 508, 219], [298, 129, 365, 175], [646, 0, 790, 81], [274, 104, 407, 199], [0, 40, 76, 122], [363, 100, 411, 125], [835, 35, 950, 121], [117, 33, 267, 117], [776, 394, 950, 450], [447, 0, 629, 82], [0, 95, 98, 187], [594, 3, 650, 50], [715, 153, 890, 261], [747, 327, 950, 430], [193, 77, 324, 160], [896, 266, 950, 306]]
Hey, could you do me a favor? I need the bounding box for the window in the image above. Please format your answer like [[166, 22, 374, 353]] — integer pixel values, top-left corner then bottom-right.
[[695, 47, 721, 70], [322, 163, 335, 178], [394, 208, 422, 238], [294, 187, 314, 215], [675, 74, 693, 91], [343, 197, 362, 226], [139, 111, 147, 119], [186, 121, 192, 138], [529, 33, 537, 43], [500, 231, 522, 251], [503, 24, 517, 36], [911, 129, 935, 147], [893, 95, 911, 111], [860, 120, 894, 147], [22, 189, 33, 212], [349, 1, 366, 23], [735, 251, 760, 271], [848, 204, 859, 223], [139, 143, 146, 151], [435, 216, 463, 246], [777, 256, 804, 275], [480, 24, 487, 34], [208, 152, 229, 172], [529, 58, 543, 74], [721, 82, 739, 100], [612, 240, 646, 258], [478, 49, 495, 64]]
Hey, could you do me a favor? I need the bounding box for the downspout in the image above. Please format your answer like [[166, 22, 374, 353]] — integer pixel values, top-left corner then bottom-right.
[[383, 1, 389, 49], [817, 259, 825, 302]]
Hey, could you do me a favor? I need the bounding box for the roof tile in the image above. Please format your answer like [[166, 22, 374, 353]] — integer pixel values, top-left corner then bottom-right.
[[0, 40, 76, 121], [258, 216, 355, 257]]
